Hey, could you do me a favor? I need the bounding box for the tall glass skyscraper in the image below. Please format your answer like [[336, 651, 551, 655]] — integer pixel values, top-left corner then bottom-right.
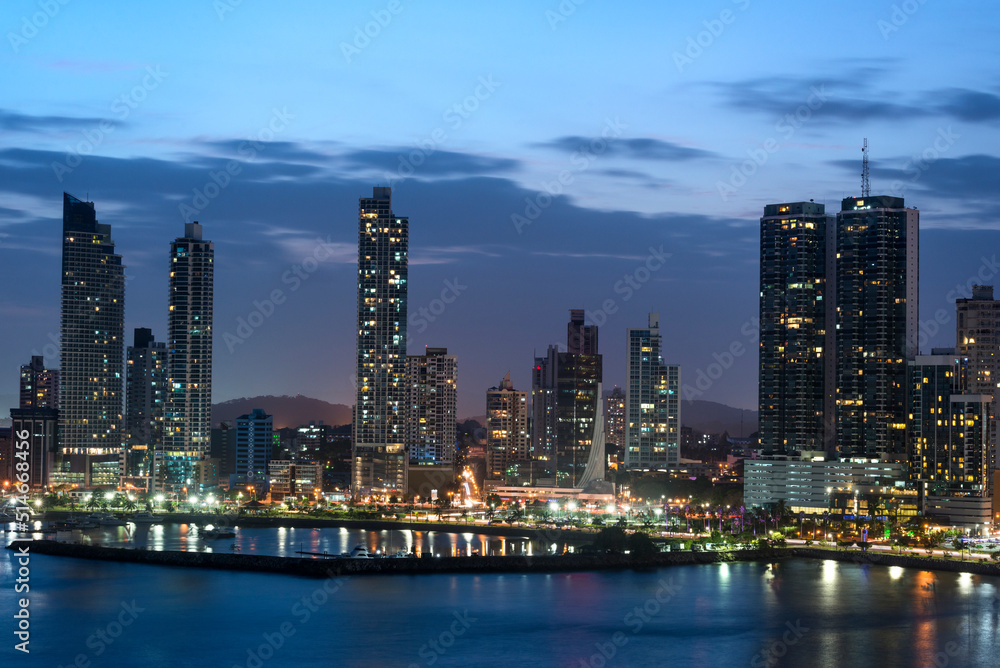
[[58, 192, 125, 488], [835, 196, 918, 459], [625, 313, 680, 470], [164, 222, 214, 495], [758, 201, 835, 455], [353, 187, 408, 496]]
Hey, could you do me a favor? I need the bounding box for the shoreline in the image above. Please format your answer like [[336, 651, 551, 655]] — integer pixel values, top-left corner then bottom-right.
[[10, 539, 1000, 580]]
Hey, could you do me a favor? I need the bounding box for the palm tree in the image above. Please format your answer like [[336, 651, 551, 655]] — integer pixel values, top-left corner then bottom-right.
[[123, 498, 138, 513]]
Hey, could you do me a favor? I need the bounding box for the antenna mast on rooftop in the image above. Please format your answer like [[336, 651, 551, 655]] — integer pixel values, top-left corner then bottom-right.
[[861, 138, 870, 197]]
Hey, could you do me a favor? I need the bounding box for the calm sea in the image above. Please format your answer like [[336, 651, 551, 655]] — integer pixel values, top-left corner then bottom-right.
[[3, 527, 1000, 667]]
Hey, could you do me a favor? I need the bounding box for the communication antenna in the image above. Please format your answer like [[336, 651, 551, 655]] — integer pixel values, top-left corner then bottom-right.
[[861, 138, 870, 197]]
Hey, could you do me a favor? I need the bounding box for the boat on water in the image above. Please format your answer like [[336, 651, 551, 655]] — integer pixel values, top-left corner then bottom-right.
[[97, 514, 129, 527], [391, 549, 411, 559], [349, 544, 372, 559], [131, 512, 162, 524], [201, 526, 236, 538]]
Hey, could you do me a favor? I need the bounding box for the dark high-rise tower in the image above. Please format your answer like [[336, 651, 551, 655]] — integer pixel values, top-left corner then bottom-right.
[[58, 192, 125, 488], [353, 187, 408, 496], [835, 196, 918, 459], [165, 222, 214, 495], [531, 310, 603, 487], [758, 201, 835, 455], [125, 328, 166, 485]]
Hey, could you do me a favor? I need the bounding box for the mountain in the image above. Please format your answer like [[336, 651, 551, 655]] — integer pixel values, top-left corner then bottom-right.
[[212, 395, 352, 429], [210, 395, 756, 436], [681, 400, 757, 437]]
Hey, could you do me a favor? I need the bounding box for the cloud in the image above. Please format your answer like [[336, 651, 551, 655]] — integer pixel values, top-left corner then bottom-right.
[[0, 109, 120, 134], [198, 139, 333, 164], [933, 89, 1000, 122], [340, 148, 520, 177], [539, 136, 714, 161], [713, 73, 1000, 124]]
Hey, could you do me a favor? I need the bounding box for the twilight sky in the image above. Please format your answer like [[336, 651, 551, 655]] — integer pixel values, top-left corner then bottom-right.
[[2, 0, 1000, 421]]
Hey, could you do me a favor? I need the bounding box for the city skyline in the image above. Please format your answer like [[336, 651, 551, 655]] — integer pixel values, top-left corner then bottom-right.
[[4, 2, 1000, 422]]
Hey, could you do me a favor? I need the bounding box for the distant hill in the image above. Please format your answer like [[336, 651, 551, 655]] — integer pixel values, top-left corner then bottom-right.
[[682, 400, 757, 437], [210, 396, 755, 436], [212, 395, 351, 429]]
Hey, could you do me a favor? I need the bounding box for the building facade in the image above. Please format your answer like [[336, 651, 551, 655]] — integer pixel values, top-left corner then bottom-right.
[[353, 187, 409, 496], [406, 347, 458, 466], [486, 373, 529, 482], [268, 460, 324, 501], [58, 192, 125, 488], [758, 201, 835, 455], [744, 454, 904, 512], [234, 409, 273, 497], [164, 222, 214, 496], [908, 351, 993, 528], [625, 313, 680, 470]]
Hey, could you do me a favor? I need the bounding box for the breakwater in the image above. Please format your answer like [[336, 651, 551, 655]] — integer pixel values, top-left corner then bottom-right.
[[42, 511, 592, 543], [8, 539, 765, 578]]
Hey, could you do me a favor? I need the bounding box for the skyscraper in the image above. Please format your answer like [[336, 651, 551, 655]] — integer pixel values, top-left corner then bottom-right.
[[19, 355, 58, 410], [486, 373, 529, 481], [353, 187, 408, 496], [406, 347, 458, 466], [125, 328, 166, 486], [625, 313, 681, 470], [164, 222, 214, 495], [531, 310, 603, 487], [58, 192, 125, 488], [758, 201, 835, 455], [835, 196, 919, 459], [957, 285, 1000, 477]]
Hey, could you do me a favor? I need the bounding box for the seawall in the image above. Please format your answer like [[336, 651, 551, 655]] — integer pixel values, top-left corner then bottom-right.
[[7, 540, 767, 578], [789, 547, 1000, 577]]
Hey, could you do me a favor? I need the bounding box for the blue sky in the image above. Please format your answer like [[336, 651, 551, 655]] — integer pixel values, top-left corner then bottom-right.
[[3, 0, 1000, 419]]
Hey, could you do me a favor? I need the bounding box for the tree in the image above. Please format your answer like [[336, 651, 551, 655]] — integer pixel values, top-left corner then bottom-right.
[[626, 531, 658, 557], [593, 527, 628, 554], [123, 497, 138, 513]]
